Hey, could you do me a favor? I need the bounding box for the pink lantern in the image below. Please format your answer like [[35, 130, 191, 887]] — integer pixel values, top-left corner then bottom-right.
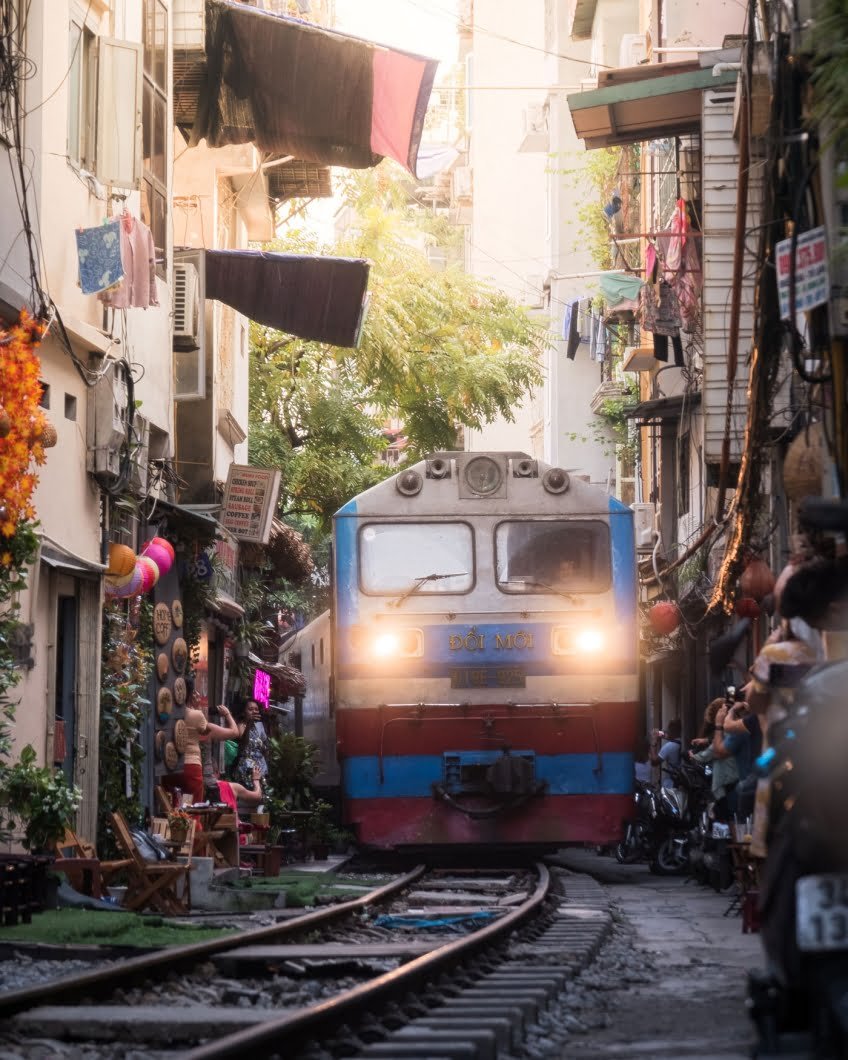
[[141, 540, 173, 577], [149, 536, 176, 563], [648, 601, 681, 635], [137, 555, 160, 593]]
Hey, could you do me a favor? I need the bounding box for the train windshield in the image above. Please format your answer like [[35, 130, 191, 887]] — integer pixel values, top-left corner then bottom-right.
[[359, 522, 474, 594], [495, 520, 610, 593]]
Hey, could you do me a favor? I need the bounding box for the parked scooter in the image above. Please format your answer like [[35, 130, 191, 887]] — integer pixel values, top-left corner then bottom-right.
[[650, 758, 711, 876], [615, 779, 658, 865]]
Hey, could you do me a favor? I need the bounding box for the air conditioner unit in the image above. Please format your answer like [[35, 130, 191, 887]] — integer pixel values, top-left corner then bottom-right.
[[173, 248, 206, 400], [619, 33, 648, 68], [173, 260, 201, 347], [519, 103, 549, 152], [631, 502, 657, 551], [128, 413, 150, 493], [86, 360, 128, 485]]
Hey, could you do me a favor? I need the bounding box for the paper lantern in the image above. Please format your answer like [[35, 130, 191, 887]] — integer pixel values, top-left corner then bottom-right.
[[137, 555, 160, 593], [150, 536, 175, 563], [142, 541, 173, 576], [106, 567, 136, 589], [739, 556, 775, 602], [735, 596, 761, 619], [40, 420, 58, 448], [648, 601, 681, 635], [107, 542, 137, 578], [107, 565, 143, 598]]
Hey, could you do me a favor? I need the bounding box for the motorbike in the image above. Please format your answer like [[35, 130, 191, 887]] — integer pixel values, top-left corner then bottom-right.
[[650, 758, 711, 876], [615, 779, 658, 865]]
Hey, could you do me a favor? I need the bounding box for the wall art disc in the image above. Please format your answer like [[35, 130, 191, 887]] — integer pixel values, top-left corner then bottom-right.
[[171, 637, 188, 673], [156, 652, 169, 680], [164, 741, 179, 770], [171, 599, 183, 628], [173, 676, 187, 705], [174, 719, 188, 754], [153, 602, 173, 645], [157, 686, 173, 721], [155, 730, 166, 760]]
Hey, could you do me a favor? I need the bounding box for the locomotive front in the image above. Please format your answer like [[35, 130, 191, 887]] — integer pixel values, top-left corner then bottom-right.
[[332, 451, 640, 850]]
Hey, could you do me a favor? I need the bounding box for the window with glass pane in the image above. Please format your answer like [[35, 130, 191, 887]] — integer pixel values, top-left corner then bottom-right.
[[142, 0, 168, 278], [67, 22, 95, 166], [495, 521, 611, 593], [359, 523, 474, 594]]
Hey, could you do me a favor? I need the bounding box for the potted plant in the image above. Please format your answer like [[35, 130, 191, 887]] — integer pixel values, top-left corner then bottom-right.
[[308, 800, 335, 861], [0, 745, 82, 854], [167, 808, 191, 845]]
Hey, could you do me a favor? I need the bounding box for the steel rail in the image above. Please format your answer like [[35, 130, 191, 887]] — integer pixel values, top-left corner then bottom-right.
[[184, 861, 551, 1060], [0, 865, 426, 1018]]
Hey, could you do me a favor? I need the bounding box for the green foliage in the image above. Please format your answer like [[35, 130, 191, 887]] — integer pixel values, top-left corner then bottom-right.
[[0, 519, 39, 841], [0, 745, 82, 852], [249, 172, 546, 526], [263, 732, 324, 839], [263, 515, 331, 622], [97, 601, 153, 856], [812, 0, 848, 147], [0, 908, 235, 947]]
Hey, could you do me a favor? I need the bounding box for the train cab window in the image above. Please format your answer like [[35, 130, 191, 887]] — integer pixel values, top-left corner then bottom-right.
[[495, 520, 610, 593], [359, 522, 474, 594]]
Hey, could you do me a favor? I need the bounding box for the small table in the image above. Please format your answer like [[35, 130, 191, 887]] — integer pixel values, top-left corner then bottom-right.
[[184, 806, 236, 866]]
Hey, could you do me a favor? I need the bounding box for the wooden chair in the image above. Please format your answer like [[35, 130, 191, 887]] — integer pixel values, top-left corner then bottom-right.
[[54, 828, 132, 900], [109, 812, 193, 915], [151, 817, 195, 907], [155, 786, 173, 815]]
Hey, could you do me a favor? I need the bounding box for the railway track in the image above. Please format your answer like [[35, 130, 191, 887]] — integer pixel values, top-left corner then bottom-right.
[[0, 863, 613, 1059]]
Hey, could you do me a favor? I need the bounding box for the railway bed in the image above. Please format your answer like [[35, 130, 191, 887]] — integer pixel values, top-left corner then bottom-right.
[[0, 865, 613, 1058]]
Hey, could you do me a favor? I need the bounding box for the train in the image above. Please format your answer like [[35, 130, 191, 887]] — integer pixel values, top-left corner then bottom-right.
[[284, 451, 641, 851]]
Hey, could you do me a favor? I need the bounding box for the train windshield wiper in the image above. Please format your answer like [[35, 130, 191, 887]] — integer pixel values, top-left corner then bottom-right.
[[509, 579, 578, 603], [389, 572, 468, 608]]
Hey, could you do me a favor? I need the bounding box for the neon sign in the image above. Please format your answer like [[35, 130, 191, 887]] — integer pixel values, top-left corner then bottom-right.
[[253, 669, 271, 708]]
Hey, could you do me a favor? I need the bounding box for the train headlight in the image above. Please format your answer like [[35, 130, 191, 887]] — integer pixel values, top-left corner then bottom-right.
[[574, 629, 605, 653], [369, 629, 424, 658]]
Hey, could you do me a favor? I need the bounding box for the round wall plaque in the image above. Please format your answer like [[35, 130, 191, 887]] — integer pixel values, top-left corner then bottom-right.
[[164, 741, 179, 770], [171, 637, 188, 673], [173, 676, 187, 705], [156, 652, 169, 680], [155, 730, 166, 760], [157, 686, 173, 721], [153, 602, 173, 645], [171, 599, 184, 628], [174, 719, 188, 754]]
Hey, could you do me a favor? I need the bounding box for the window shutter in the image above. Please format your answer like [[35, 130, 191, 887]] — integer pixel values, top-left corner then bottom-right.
[[95, 37, 142, 188]]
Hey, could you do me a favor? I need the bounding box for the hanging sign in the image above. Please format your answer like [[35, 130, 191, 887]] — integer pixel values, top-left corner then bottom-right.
[[776, 226, 829, 320], [220, 464, 280, 544]]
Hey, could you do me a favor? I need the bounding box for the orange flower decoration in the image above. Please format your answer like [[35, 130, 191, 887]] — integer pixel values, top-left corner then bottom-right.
[[0, 310, 48, 538]]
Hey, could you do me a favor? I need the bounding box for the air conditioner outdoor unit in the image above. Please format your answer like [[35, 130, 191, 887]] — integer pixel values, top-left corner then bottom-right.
[[619, 33, 648, 68], [173, 260, 201, 347], [173, 248, 206, 400], [631, 502, 657, 551], [86, 360, 128, 485]]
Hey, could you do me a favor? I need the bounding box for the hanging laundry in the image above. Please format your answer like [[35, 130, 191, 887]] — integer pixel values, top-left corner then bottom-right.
[[641, 280, 684, 366], [75, 219, 123, 295], [98, 213, 159, 309], [591, 313, 606, 361], [577, 299, 594, 343], [599, 271, 644, 311], [564, 300, 580, 360]]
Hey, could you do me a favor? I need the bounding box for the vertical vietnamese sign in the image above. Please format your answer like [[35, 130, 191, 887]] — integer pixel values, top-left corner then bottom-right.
[[776, 226, 829, 320], [221, 464, 281, 544]]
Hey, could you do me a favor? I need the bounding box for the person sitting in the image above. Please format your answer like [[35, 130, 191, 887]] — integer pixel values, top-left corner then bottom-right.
[[650, 718, 682, 787]]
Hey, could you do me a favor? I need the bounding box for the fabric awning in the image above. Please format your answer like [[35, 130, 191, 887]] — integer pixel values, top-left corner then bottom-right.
[[191, 0, 439, 176], [567, 62, 739, 149], [205, 250, 370, 348], [625, 392, 701, 426], [40, 542, 105, 577]]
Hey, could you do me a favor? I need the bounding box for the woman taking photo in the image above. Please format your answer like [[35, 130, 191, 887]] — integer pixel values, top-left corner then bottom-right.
[[231, 698, 269, 793]]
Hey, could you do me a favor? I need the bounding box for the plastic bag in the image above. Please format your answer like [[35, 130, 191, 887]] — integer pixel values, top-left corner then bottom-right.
[[130, 827, 172, 862]]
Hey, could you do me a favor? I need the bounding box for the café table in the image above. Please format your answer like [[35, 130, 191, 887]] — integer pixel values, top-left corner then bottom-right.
[[183, 805, 233, 864]]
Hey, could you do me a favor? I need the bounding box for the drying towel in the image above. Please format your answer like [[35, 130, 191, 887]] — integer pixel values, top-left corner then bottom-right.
[[75, 220, 123, 295]]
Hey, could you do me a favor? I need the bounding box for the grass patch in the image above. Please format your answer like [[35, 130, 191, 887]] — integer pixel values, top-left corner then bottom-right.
[[223, 870, 393, 908], [0, 909, 237, 948]]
